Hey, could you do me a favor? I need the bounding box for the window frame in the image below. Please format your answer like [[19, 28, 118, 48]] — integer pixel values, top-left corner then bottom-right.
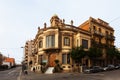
[[82, 39, 88, 49], [39, 40, 43, 48], [62, 53, 70, 64], [46, 35, 55, 48], [64, 37, 70, 46]]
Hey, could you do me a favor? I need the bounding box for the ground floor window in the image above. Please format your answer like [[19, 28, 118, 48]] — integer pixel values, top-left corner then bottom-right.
[[38, 55, 43, 65], [62, 53, 70, 64]]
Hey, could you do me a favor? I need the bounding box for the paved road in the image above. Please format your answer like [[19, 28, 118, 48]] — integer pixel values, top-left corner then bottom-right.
[[21, 69, 120, 80], [0, 67, 21, 80]]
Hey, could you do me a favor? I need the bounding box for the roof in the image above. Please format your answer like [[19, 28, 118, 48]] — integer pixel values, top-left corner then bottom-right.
[[4, 58, 15, 63]]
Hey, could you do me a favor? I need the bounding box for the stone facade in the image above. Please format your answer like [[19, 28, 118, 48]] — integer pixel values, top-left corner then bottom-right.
[[25, 15, 115, 71], [79, 17, 115, 66], [33, 15, 91, 70]]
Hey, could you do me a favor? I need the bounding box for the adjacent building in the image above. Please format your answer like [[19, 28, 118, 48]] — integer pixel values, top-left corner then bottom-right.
[[0, 53, 3, 65], [79, 17, 115, 66], [24, 40, 34, 69], [4, 57, 15, 67]]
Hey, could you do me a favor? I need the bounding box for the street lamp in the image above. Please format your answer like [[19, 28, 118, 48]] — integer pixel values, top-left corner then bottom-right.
[[21, 46, 25, 62]]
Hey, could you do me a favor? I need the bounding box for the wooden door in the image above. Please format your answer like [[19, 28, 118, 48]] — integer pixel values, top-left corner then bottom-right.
[[49, 54, 56, 67]]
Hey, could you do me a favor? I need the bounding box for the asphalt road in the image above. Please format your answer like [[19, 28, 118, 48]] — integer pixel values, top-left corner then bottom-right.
[[0, 67, 21, 80], [1, 67, 120, 80], [21, 69, 120, 80]]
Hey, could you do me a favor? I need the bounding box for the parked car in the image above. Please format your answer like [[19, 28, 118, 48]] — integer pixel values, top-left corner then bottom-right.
[[114, 64, 120, 69], [103, 64, 115, 71], [84, 66, 103, 73]]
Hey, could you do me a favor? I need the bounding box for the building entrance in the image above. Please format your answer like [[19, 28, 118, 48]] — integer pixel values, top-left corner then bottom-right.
[[49, 53, 56, 67]]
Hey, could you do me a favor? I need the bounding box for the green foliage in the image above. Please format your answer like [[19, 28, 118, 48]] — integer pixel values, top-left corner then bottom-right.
[[87, 47, 102, 59], [106, 47, 117, 59], [106, 47, 120, 60], [116, 50, 120, 60], [70, 46, 86, 63]]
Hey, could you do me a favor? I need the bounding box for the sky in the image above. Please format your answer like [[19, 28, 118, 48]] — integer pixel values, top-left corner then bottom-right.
[[0, 0, 120, 64]]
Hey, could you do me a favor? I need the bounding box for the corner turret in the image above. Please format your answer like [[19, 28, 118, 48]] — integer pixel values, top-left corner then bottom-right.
[[50, 14, 60, 27]]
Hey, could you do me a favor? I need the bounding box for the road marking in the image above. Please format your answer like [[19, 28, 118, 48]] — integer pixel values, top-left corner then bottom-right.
[[84, 73, 104, 76], [17, 70, 22, 80], [90, 73, 104, 76], [8, 70, 16, 74]]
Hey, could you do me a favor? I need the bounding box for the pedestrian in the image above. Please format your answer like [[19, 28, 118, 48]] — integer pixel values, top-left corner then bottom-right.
[[24, 64, 28, 75], [22, 63, 26, 73]]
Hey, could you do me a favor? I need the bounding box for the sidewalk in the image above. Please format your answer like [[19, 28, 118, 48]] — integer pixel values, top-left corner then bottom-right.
[[20, 70, 42, 80]]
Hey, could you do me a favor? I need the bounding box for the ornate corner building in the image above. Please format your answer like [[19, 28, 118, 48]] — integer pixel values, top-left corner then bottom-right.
[[24, 15, 115, 71]]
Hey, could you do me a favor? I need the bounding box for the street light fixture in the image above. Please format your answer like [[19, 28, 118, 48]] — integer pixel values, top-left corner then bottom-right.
[[21, 46, 25, 62]]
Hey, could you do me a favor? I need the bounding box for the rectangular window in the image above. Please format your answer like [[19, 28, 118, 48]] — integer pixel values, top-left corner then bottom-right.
[[46, 35, 55, 48], [39, 55, 43, 65], [62, 54, 70, 64], [67, 54, 70, 64], [62, 54, 66, 64], [77, 39, 79, 47], [64, 37, 70, 46], [39, 41, 42, 48], [82, 39, 88, 49]]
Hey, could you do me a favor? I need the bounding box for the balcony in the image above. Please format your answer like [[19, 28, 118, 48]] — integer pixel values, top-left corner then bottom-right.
[[105, 35, 115, 41], [93, 30, 104, 37], [91, 40, 107, 48], [43, 47, 60, 53], [33, 48, 38, 54]]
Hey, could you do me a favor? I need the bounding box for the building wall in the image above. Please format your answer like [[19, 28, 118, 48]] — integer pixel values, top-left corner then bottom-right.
[[32, 15, 91, 70], [29, 15, 115, 71], [79, 17, 115, 66], [25, 40, 34, 69], [0, 53, 3, 65]]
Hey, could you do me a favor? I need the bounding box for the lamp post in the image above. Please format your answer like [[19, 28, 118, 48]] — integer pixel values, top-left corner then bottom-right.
[[21, 46, 25, 62]]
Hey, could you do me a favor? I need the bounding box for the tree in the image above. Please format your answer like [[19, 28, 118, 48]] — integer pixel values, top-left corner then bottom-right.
[[106, 47, 120, 64], [87, 47, 102, 66], [70, 46, 86, 72], [106, 47, 116, 59], [115, 49, 120, 60]]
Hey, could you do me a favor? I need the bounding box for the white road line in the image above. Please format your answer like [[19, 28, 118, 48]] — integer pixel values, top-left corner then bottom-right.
[[8, 70, 16, 74]]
